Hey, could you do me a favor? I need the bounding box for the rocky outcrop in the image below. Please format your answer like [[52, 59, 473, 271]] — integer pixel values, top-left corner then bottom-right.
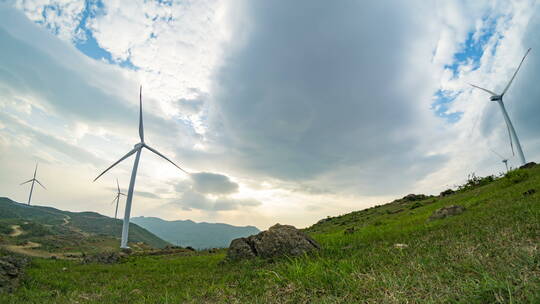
[[226, 224, 320, 261], [0, 255, 29, 293], [440, 189, 455, 197], [520, 162, 537, 169], [81, 251, 128, 264], [429, 205, 465, 220]]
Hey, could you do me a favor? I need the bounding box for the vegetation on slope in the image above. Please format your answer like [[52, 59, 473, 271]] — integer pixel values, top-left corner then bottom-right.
[[0, 198, 170, 254], [1, 164, 539, 303]]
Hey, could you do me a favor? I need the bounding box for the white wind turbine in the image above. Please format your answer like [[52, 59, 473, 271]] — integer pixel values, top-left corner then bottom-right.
[[470, 48, 531, 166], [94, 86, 188, 249], [20, 163, 46, 206], [490, 148, 510, 173], [111, 178, 126, 219]]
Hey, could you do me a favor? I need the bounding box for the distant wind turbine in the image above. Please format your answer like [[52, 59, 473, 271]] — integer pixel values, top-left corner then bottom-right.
[[94, 86, 188, 249], [20, 163, 46, 206], [470, 48, 531, 166], [111, 178, 126, 219], [490, 148, 510, 173]]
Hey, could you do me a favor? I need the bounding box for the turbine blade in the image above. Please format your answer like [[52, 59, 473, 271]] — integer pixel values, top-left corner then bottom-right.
[[469, 83, 497, 96], [119, 193, 127, 196], [505, 122, 515, 156], [139, 86, 144, 142], [34, 179, 46, 190], [116, 178, 120, 193], [143, 144, 188, 174], [502, 48, 531, 96], [111, 196, 118, 205], [20, 179, 33, 185], [93, 147, 139, 182], [489, 148, 505, 160], [33, 163, 38, 178]]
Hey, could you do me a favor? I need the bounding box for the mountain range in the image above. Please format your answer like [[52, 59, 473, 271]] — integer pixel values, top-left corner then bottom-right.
[[131, 216, 260, 249]]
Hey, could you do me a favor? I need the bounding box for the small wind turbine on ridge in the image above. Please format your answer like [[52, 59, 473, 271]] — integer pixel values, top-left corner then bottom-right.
[[469, 48, 531, 166], [20, 162, 46, 206], [94, 86, 188, 249], [111, 178, 126, 219], [489, 148, 510, 173]]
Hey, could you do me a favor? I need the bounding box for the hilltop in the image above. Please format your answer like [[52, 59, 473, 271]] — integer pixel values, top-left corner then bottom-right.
[[131, 216, 260, 249], [0, 197, 170, 257], [1, 163, 540, 303]]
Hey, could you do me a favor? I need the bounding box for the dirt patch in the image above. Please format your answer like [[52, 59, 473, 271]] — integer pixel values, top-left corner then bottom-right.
[[8, 225, 23, 237]]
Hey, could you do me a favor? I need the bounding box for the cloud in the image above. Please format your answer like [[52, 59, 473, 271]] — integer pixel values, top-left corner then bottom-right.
[[190, 172, 238, 194], [207, 0, 448, 195], [134, 191, 161, 199], [172, 189, 260, 211]]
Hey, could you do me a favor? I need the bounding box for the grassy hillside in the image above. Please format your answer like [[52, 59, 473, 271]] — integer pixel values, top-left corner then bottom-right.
[[132, 216, 260, 249], [0, 198, 170, 255], [2, 164, 540, 303]]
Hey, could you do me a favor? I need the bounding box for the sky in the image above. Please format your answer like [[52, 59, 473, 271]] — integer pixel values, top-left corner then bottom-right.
[[0, 0, 539, 230]]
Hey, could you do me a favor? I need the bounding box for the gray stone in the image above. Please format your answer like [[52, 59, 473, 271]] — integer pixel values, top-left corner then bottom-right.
[[0, 255, 29, 293], [429, 205, 465, 220], [226, 224, 320, 261], [519, 162, 537, 169]]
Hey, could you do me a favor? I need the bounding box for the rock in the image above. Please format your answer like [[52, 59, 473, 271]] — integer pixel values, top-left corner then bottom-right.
[[429, 205, 465, 220], [523, 189, 536, 196], [402, 194, 427, 202], [519, 162, 537, 169], [343, 227, 355, 234], [0, 255, 29, 294], [394, 243, 408, 249], [81, 252, 125, 264], [226, 224, 320, 261], [440, 189, 455, 197], [387, 208, 404, 214]]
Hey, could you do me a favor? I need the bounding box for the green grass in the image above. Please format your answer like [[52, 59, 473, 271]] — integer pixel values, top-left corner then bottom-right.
[[2, 165, 540, 303]]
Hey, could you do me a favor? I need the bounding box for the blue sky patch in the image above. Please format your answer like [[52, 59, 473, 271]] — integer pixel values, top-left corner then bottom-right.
[[433, 17, 499, 123], [73, 0, 138, 70]]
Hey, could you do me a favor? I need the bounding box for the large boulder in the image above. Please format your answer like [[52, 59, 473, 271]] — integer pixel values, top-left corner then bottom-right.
[[226, 224, 320, 261], [520, 162, 537, 169], [0, 255, 29, 293], [429, 205, 465, 220]]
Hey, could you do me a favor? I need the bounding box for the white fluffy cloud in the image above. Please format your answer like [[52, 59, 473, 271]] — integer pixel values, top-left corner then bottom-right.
[[1, 1, 539, 230]]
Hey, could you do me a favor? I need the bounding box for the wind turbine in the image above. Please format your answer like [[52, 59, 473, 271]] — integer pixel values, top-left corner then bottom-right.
[[470, 48, 531, 166], [20, 163, 46, 206], [94, 86, 188, 249], [111, 178, 126, 219], [490, 148, 510, 173]]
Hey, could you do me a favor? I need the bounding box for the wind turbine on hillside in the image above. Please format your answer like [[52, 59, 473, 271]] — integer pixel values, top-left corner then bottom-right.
[[490, 148, 510, 173], [469, 48, 531, 166], [111, 179, 126, 219], [94, 86, 188, 249], [20, 163, 46, 206]]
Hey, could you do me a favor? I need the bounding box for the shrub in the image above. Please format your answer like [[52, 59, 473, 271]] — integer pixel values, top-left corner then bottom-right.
[[504, 170, 529, 185]]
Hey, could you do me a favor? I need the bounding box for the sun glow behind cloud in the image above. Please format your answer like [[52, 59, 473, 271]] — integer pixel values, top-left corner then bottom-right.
[[1, 0, 539, 230]]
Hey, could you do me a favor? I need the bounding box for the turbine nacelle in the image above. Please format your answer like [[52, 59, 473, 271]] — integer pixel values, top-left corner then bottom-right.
[[490, 95, 503, 102]]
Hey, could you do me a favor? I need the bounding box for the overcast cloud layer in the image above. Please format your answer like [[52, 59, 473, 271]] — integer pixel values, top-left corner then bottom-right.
[[1, 1, 539, 229]]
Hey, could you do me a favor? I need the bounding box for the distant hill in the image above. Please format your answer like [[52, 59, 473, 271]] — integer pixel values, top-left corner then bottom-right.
[[0, 197, 170, 255], [131, 216, 260, 249]]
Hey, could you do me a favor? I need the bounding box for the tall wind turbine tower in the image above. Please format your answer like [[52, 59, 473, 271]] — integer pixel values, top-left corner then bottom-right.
[[94, 86, 188, 249], [111, 178, 126, 219], [20, 163, 46, 206], [470, 48, 531, 166]]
